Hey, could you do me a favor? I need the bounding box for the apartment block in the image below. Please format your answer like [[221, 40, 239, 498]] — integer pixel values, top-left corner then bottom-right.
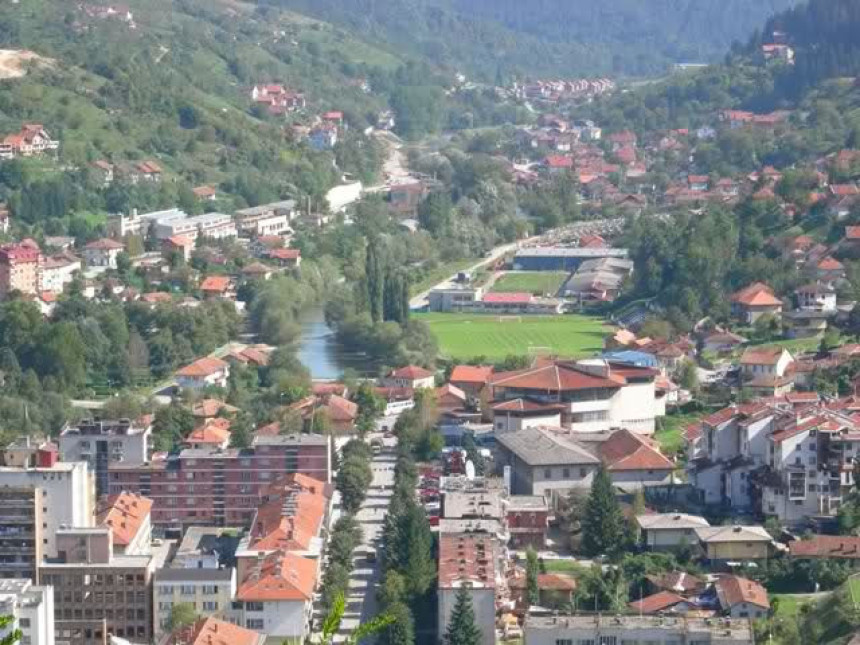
[[0, 487, 43, 582], [234, 200, 296, 238], [0, 579, 55, 645], [40, 528, 157, 645], [525, 614, 754, 645], [153, 213, 237, 241], [0, 241, 42, 299], [107, 435, 331, 527], [59, 419, 152, 498], [154, 568, 235, 637], [0, 457, 94, 560]]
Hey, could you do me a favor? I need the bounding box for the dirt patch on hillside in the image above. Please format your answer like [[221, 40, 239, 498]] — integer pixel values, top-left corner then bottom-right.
[[0, 49, 54, 79]]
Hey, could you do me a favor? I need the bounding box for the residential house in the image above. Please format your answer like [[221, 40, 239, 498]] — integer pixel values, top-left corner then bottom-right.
[[39, 254, 81, 294], [83, 238, 125, 268], [627, 591, 693, 615], [308, 124, 338, 151], [636, 513, 711, 551], [162, 235, 195, 262], [175, 357, 230, 390], [739, 347, 795, 396], [543, 155, 573, 174], [382, 365, 435, 390], [183, 418, 232, 450], [449, 365, 494, 398], [199, 276, 235, 301], [597, 428, 675, 491], [789, 535, 860, 567], [96, 492, 153, 556], [730, 282, 783, 323], [192, 185, 217, 202], [508, 570, 576, 610], [688, 175, 709, 192], [816, 256, 846, 284], [783, 309, 831, 338], [714, 575, 770, 619], [266, 248, 301, 268], [90, 160, 114, 186], [437, 384, 468, 412], [695, 525, 776, 564], [0, 124, 59, 159], [702, 329, 747, 355], [795, 283, 837, 312], [506, 495, 550, 548], [491, 399, 563, 433], [646, 571, 706, 597], [160, 617, 263, 645]]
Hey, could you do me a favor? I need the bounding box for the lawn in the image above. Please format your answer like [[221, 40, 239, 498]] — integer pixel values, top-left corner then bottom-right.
[[849, 575, 860, 606], [654, 410, 710, 457], [490, 271, 569, 296], [772, 593, 817, 618], [409, 258, 480, 297], [417, 313, 609, 360], [541, 558, 586, 575]]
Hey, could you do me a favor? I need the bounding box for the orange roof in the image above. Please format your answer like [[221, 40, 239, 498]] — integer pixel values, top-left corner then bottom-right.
[[739, 346, 788, 366], [185, 418, 232, 445], [191, 398, 239, 418], [628, 591, 687, 614], [450, 365, 494, 384], [846, 226, 860, 240], [715, 575, 769, 610], [491, 361, 627, 392], [237, 551, 318, 601], [166, 616, 263, 645], [85, 237, 125, 251], [389, 365, 434, 380], [141, 291, 173, 303], [192, 185, 217, 198], [818, 256, 844, 270], [200, 275, 233, 292], [789, 535, 860, 559], [96, 492, 152, 547], [250, 486, 327, 552], [166, 234, 194, 247], [599, 428, 674, 472], [730, 282, 781, 307], [176, 356, 228, 378], [324, 394, 358, 422]]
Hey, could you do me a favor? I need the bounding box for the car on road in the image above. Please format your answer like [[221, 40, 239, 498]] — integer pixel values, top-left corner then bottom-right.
[[365, 547, 377, 563]]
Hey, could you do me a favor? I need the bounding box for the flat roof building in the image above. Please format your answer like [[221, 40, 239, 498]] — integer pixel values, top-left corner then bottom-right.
[[0, 579, 55, 645]]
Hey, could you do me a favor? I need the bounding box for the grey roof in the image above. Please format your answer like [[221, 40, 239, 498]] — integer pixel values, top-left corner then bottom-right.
[[695, 525, 772, 543], [495, 427, 600, 466], [515, 247, 628, 259], [507, 495, 549, 511], [155, 567, 234, 582], [235, 200, 296, 218], [636, 513, 711, 531], [251, 433, 328, 446]]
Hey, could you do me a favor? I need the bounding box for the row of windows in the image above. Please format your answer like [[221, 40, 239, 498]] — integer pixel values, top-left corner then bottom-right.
[[158, 600, 219, 611], [542, 467, 590, 480], [158, 584, 221, 595]]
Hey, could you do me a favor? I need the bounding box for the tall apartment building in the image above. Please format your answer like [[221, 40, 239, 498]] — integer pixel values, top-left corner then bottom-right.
[[489, 359, 662, 435], [59, 419, 152, 498], [0, 455, 94, 560], [0, 487, 43, 582], [107, 434, 331, 527], [0, 241, 42, 299], [438, 534, 501, 645], [40, 527, 157, 645], [0, 579, 55, 645], [525, 614, 754, 645]]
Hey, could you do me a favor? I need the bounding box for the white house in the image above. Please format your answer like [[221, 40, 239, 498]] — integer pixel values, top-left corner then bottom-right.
[[232, 551, 317, 639], [0, 579, 55, 645], [636, 513, 711, 550], [175, 357, 230, 390], [382, 365, 435, 390], [83, 238, 125, 269], [739, 347, 795, 396], [39, 255, 81, 293]]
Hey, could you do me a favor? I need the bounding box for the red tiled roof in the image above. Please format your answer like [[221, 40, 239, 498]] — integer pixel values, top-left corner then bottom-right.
[[191, 399, 238, 418], [200, 275, 232, 292], [267, 248, 301, 260], [770, 415, 827, 443], [831, 184, 860, 197], [628, 591, 687, 614], [250, 486, 327, 552], [544, 155, 573, 168], [96, 492, 152, 547], [731, 282, 781, 307], [646, 571, 705, 595], [450, 365, 494, 384], [789, 535, 860, 559], [165, 617, 263, 645], [491, 362, 625, 392], [599, 428, 674, 472], [715, 575, 769, 610], [740, 347, 789, 366], [85, 237, 125, 251], [818, 256, 844, 270], [325, 394, 358, 422], [491, 398, 563, 413], [185, 418, 231, 445], [846, 226, 860, 240], [439, 534, 497, 589], [237, 551, 318, 601], [389, 365, 434, 380], [176, 356, 228, 378]]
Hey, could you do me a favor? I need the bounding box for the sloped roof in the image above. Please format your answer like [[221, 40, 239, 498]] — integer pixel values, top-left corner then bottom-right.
[[715, 575, 769, 610], [450, 365, 494, 384], [165, 617, 264, 645], [789, 535, 860, 559], [389, 365, 434, 380], [636, 513, 710, 531], [645, 571, 705, 595], [96, 492, 152, 547], [191, 398, 239, 418], [495, 427, 600, 467], [740, 347, 789, 366], [324, 394, 358, 422], [185, 418, 232, 445], [237, 551, 318, 601], [695, 525, 772, 543], [200, 275, 233, 292], [176, 356, 228, 378], [491, 362, 625, 392], [599, 429, 674, 472], [730, 282, 781, 307], [250, 488, 327, 552], [628, 591, 687, 614]]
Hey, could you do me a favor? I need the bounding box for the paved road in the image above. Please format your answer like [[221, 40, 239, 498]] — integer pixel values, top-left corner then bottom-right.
[[331, 446, 396, 642]]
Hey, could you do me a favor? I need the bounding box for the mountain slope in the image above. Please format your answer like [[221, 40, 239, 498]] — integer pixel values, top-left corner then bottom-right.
[[261, 0, 800, 78]]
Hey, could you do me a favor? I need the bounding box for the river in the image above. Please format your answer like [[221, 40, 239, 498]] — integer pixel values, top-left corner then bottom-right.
[[296, 308, 379, 380]]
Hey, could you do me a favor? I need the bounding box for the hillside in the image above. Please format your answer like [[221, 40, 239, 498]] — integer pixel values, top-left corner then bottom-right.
[[261, 0, 799, 78], [0, 0, 399, 212]]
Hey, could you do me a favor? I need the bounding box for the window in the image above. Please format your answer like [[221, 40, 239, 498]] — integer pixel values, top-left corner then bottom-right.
[[599, 638, 617, 645], [246, 619, 265, 630], [580, 468, 587, 477], [245, 602, 264, 612], [180, 585, 195, 595], [544, 468, 552, 479], [555, 640, 573, 645], [19, 619, 30, 628], [202, 585, 218, 594], [158, 602, 173, 611], [202, 601, 218, 611], [158, 586, 173, 596], [562, 468, 570, 478]]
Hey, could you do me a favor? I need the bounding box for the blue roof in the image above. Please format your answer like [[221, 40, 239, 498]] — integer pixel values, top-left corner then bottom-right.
[[600, 350, 659, 368]]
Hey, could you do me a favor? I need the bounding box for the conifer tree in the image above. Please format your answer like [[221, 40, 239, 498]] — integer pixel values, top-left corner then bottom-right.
[[581, 464, 625, 557], [444, 585, 482, 645]]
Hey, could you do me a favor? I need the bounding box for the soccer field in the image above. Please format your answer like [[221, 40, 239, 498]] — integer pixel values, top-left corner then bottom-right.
[[417, 313, 610, 360], [489, 271, 569, 296]]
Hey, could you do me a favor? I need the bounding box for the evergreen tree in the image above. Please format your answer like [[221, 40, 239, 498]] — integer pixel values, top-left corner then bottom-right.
[[581, 464, 625, 557], [366, 240, 385, 323], [399, 501, 436, 597], [382, 601, 415, 645], [526, 547, 540, 606], [444, 585, 482, 645]]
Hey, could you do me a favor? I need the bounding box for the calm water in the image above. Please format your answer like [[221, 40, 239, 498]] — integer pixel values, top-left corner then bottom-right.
[[296, 308, 379, 380]]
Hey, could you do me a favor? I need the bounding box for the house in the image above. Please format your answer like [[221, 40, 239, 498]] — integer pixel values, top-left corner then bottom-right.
[[242, 262, 275, 281], [161, 617, 264, 645], [437, 384, 468, 411], [382, 365, 435, 390], [714, 575, 770, 619], [199, 275, 235, 300], [491, 399, 564, 433], [91, 159, 115, 185], [795, 283, 837, 312], [783, 309, 831, 338], [0, 124, 59, 159], [162, 234, 195, 262], [646, 571, 706, 596], [250, 84, 306, 114], [39, 254, 81, 293], [184, 418, 232, 450], [695, 525, 776, 564], [176, 357, 230, 389], [494, 426, 601, 501], [191, 399, 239, 420], [508, 570, 576, 609], [266, 248, 301, 268], [449, 365, 494, 397], [739, 347, 795, 396], [636, 513, 711, 551], [308, 124, 338, 151], [192, 185, 218, 202], [117, 160, 163, 184], [597, 428, 675, 491], [702, 329, 747, 355], [507, 495, 550, 548], [730, 282, 783, 323], [688, 175, 709, 192], [762, 43, 795, 64], [543, 155, 573, 173], [788, 535, 860, 566], [83, 237, 125, 268], [627, 591, 693, 615], [232, 550, 317, 639]]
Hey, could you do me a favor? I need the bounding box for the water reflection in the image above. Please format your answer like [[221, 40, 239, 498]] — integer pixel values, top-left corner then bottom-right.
[[296, 308, 380, 380]]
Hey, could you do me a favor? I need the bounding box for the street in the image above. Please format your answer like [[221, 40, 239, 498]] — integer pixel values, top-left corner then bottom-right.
[[326, 444, 396, 642]]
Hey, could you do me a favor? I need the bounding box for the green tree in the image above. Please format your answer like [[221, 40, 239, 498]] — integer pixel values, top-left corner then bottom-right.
[[581, 464, 626, 557], [167, 602, 197, 630], [313, 592, 393, 645], [443, 585, 482, 645], [526, 547, 540, 606], [381, 601, 415, 645], [677, 359, 699, 393], [336, 455, 373, 513], [0, 614, 21, 645]]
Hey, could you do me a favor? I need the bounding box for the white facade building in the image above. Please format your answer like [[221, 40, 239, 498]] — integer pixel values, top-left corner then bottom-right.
[[0, 579, 55, 645], [154, 212, 237, 241]]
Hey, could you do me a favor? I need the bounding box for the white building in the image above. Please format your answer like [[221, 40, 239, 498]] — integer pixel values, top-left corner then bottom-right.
[[0, 461, 94, 559], [524, 614, 754, 645], [636, 513, 711, 550], [83, 238, 125, 268], [0, 579, 55, 645], [154, 567, 236, 637], [39, 255, 81, 294], [175, 357, 230, 390], [234, 200, 296, 237], [490, 359, 662, 435], [154, 212, 237, 241], [109, 208, 187, 238]]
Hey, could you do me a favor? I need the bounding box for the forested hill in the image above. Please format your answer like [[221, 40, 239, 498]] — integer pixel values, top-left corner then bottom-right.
[[260, 0, 798, 78]]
